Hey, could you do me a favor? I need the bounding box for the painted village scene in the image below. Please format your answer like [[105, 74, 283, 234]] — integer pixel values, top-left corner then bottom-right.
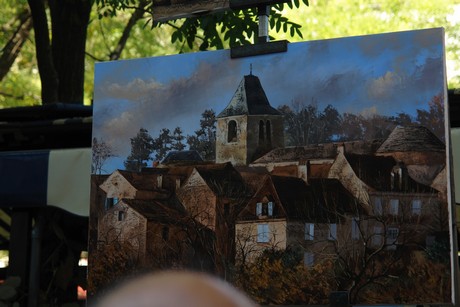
[[88, 28, 453, 305]]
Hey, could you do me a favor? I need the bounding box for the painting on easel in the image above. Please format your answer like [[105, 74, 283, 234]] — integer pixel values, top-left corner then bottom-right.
[[89, 28, 455, 305]]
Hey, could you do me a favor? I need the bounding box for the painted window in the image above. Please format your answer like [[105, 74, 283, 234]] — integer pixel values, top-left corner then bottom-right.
[[305, 223, 314, 240], [267, 202, 274, 216], [411, 199, 422, 215], [105, 197, 117, 210], [259, 120, 265, 144], [257, 224, 270, 243], [104, 198, 112, 210], [390, 199, 399, 215], [328, 223, 337, 240], [259, 120, 272, 146], [117, 211, 125, 221], [304, 252, 315, 267], [256, 202, 262, 216], [256, 201, 274, 217], [228, 120, 237, 142], [386, 227, 399, 243], [372, 226, 383, 246], [157, 175, 163, 189], [266, 120, 272, 145]]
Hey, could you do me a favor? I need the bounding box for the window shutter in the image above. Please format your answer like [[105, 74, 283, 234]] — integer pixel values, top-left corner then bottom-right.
[[305, 223, 314, 240], [390, 199, 399, 215], [373, 226, 383, 246], [411, 199, 422, 215], [256, 202, 262, 216], [328, 223, 337, 240], [303, 252, 314, 267], [268, 202, 273, 216]]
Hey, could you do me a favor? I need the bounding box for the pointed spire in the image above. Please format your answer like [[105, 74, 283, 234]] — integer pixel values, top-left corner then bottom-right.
[[217, 73, 281, 118], [250, 63, 253, 75]]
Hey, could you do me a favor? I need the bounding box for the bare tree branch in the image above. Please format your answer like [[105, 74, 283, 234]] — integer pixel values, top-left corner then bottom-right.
[[109, 0, 148, 61], [0, 7, 33, 82]]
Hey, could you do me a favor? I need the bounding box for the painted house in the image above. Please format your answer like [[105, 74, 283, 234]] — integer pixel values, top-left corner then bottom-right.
[[235, 169, 365, 265], [176, 162, 250, 274], [242, 125, 448, 259], [367, 125, 448, 249], [97, 169, 217, 271], [251, 142, 374, 210], [99, 169, 170, 209], [97, 197, 187, 265]]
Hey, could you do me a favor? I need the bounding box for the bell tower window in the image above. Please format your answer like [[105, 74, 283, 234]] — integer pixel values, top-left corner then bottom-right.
[[266, 120, 272, 146], [228, 120, 237, 143], [259, 120, 265, 144]]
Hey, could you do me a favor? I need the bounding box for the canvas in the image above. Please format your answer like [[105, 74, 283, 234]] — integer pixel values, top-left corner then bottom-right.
[[89, 28, 455, 305]]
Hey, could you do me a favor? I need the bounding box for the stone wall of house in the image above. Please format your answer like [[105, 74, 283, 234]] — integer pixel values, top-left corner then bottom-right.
[[235, 219, 287, 261], [100, 175, 137, 199], [178, 184, 217, 230], [98, 202, 148, 260]]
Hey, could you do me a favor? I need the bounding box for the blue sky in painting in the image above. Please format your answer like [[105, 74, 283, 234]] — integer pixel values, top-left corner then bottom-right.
[[93, 28, 446, 173]]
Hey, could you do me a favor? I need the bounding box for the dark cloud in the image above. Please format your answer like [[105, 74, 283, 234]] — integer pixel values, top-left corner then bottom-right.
[[102, 78, 164, 101], [97, 58, 243, 158]]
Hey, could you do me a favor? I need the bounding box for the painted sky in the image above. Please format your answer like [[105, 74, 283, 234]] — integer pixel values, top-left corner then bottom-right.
[[93, 28, 446, 173]]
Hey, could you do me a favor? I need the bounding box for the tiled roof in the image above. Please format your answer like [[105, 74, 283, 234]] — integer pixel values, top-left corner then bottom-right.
[[253, 140, 383, 164], [237, 166, 270, 193], [217, 74, 281, 117], [195, 163, 249, 198], [252, 144, 338, 164], [272, 176, 358, 222], [122, 197, 185, 221], [160, 150, 203, 165], [377, 125, 445, 153], [116, 170, 158, 191]]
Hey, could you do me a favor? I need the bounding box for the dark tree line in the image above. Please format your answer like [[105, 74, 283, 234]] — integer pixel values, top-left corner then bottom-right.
[[278, 93, 445, 146], [122, 93, 444, 172], [123, 109, 216, 171]]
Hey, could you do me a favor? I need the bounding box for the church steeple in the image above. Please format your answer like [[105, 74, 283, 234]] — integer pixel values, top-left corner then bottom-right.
[[215, 73, 284, 166], [217, 74, 281, 118]]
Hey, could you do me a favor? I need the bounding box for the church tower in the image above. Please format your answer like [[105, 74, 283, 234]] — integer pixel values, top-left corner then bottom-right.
[[215, 72, 284, 165]]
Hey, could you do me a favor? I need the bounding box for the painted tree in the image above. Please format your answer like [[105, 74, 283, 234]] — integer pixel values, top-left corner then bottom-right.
[[124, 128, 154, 171], [234, 247, 335, 305], [187, 109, 217, 161], [416, 93, 445, 142], [171, 127, 186, 151], [92, 137, 115, 174], [153, 128, 172, 161], [278, 102, 342, 145]]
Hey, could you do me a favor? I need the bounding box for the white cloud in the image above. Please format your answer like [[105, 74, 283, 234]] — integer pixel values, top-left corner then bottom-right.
[[367, 71, 402, 100], [104, 78, 164, 101]]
